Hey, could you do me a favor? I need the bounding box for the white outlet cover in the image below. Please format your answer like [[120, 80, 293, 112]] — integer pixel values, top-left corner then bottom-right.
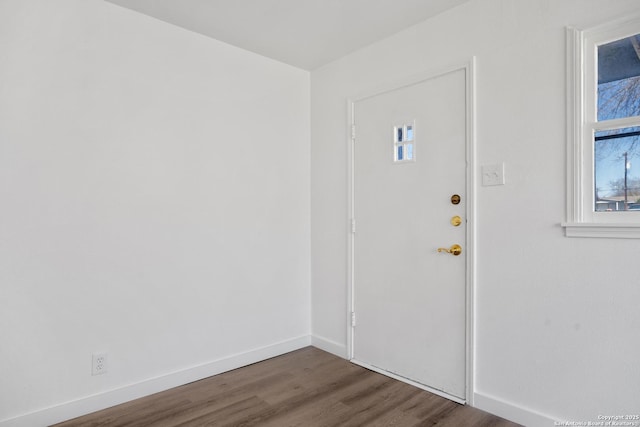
[[482, 163, 505, 186], [92, 352, 108, 376]]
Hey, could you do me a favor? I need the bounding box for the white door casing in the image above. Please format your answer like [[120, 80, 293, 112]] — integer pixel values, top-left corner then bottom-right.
[[348, 62, 475, 403]]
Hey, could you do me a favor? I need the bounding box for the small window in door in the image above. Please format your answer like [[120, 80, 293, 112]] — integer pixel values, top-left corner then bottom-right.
[[394, 122, 415, 163]]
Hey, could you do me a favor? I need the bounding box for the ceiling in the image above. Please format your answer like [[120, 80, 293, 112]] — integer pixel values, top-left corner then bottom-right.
[[105, 0, 470, 70]]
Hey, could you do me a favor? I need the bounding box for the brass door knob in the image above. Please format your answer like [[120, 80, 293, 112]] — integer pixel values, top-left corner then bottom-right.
[[437, 244, 462, 256]]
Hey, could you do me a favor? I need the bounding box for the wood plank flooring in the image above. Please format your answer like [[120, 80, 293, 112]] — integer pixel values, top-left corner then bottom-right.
[[53, 347, 520, 427]]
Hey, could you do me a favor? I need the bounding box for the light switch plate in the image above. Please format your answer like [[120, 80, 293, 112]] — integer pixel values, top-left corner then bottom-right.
[[482, 163, 505, 186]]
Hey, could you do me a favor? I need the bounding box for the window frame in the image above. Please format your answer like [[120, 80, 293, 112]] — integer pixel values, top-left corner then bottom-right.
[[393, 120, 416, 164], [564, 16, 640, 238]]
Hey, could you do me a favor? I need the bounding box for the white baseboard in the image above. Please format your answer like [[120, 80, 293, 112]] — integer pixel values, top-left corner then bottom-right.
[[4, 337, 561, 427], [473, 391, 558, 427], [1, 335, 311, 427], [310, 334, 347, 358]]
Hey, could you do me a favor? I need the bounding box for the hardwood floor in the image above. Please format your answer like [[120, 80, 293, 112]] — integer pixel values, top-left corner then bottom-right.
[[53, 347, 520, 427]]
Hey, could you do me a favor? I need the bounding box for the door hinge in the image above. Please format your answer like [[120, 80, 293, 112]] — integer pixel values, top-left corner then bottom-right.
[[351, 312, 356, 327], [351, 218, 356, 234], [351, 124, 356, 141]]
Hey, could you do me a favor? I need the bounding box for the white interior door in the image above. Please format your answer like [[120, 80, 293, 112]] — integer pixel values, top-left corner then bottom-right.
[[351, 68, 468, 400]]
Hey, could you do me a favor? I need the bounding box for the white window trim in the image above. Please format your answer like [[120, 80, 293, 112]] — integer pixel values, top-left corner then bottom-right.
[[563, 16, 640, 238]]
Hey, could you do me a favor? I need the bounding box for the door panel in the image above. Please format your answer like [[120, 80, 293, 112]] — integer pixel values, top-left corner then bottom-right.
[[352, 69, 467, 399]]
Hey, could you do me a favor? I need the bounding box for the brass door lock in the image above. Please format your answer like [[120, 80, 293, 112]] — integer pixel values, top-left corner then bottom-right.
[[437, 244, 462, 256]]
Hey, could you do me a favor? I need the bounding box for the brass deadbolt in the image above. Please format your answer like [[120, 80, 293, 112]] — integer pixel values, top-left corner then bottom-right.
[[450, 216, 462, 227]]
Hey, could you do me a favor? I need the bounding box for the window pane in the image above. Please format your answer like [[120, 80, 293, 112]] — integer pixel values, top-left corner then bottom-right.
[[594, 127, 640, 211], [397, 145, 403, 161], [597, 34, 640, 121], [406, 125, 414, 141], [406, 143, 413, 160]]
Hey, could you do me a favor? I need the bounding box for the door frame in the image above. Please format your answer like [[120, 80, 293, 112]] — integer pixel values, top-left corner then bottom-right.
[[346, 59, 477, 404]]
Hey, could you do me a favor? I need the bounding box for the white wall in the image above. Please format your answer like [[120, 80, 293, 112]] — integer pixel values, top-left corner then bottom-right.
[[0, 1, 310, 425], [310, 0, 640, 425]]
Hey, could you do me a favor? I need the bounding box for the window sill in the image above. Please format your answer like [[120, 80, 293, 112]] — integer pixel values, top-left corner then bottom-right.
[[561, 222, 640, 238]]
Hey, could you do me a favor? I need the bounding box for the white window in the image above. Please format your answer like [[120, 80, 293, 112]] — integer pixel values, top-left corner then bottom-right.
[[564, 15, 640, 238], [394, 121, 415, 163]]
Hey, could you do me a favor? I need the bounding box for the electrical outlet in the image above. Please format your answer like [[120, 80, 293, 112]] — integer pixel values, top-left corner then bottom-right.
[[92, 353, 108, 376]]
